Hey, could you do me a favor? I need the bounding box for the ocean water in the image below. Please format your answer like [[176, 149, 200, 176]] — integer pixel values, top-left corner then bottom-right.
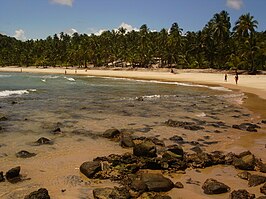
[[1, 72, 260, 198]]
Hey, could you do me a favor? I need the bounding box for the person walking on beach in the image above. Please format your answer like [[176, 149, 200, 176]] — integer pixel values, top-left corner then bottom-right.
[[235, 72, 239, 84], [224, 73, 228, 82]]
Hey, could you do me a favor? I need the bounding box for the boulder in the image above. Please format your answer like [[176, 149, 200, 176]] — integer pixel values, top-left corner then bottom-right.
[[169, 135, 184, 143], [0, 171, 4, 182], [140, 173, 174, 192], [248, 174, 266, 187], [102, 128, 121, 139], [202, 178, 230, 194], [260, 183, 266, 195], [93, 187, 130, 199], [6, 166, 21, 181], [120, 133, 135, 148], [133, 141, 157, 158], [24, 188, 50, 199], [80, 161, 101, 179], [230, 189, 255, 199], [233, 154, 256, 171], [16, 150, 36, 158]]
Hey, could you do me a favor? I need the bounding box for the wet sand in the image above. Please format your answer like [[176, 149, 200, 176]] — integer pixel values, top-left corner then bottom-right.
[[0, 66, 266, 198]]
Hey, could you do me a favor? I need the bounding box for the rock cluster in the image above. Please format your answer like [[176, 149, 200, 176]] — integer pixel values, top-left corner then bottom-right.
[[78, 128, 266, 198]]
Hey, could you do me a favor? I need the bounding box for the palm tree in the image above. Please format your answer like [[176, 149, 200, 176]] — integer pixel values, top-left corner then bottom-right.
[[233, 13, 259, 72]]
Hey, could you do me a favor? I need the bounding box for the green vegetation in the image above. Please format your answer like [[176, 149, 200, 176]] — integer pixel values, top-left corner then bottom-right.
[[0, 11, 265, 71]]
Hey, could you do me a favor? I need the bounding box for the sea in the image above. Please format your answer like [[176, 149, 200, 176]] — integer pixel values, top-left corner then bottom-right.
[[0, 72, 263, 198]]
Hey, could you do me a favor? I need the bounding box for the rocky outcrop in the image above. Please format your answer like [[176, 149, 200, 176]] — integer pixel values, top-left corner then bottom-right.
[[24, 188, 50, 199], [232, 123, 260, 132], [202, 178, 230, 194], [165, 119, 204, 131], [260, 183, 266, 195]]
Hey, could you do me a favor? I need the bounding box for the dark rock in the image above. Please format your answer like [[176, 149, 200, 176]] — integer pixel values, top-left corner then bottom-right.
[[50, 127, 61, 134], [262, 120, 266, 124], [257, 162, 266, 173], [16, 150, 36, 158], [6, 166, 20, 181], [80, 161, 101, 178], [131, 179, 147, 192], [233, 154, 256, 171], [35, 137, 53, 145], [0, 171, 4, 182], [120, 133, 135, 148], [0, 116, 8, 121], [187, 152, 215, 168], [248, 174, 266, 187], [230, 189, 255, 199], [190, 146, 203, 153], [133, 141, 157, 158], [167, 144, 184, 159], [169, 135, 184, 143], [102, 128, 121, 139], [93, 187, 130, 199], [149, 137, 165, 147], [257, 196, 266, 199], [202, 178, 230, 194], [165, 119, 204, 131], [260, 183, 266, 195], [24, 188, 50, 199], [140, 173, 174, 192], [232, 123, 260, 132], [237, 171, 251, 180], [174, 181, 184, 188]]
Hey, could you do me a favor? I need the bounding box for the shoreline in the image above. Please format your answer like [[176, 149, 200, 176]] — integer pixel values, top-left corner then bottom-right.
[[0, 66, 266, 118]]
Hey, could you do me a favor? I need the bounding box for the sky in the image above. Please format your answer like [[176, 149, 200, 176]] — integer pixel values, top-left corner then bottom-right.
[[0, 0, 266, 40]]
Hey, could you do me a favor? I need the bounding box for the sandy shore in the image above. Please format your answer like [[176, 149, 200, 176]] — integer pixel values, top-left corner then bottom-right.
[[1, 66, 265, 118]]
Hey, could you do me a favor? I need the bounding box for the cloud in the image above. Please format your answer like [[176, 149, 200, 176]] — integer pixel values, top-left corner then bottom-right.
[[65, 28, 77, 36], [14, 29, 26, 41], [50, 0, 73, 6], [118, 22, 139, 32], [87, 23, 139, 36], [226, 0, 244, 10]]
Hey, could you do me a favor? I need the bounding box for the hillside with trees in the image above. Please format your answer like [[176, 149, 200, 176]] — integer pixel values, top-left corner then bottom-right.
[[0, 11, 265, 72]]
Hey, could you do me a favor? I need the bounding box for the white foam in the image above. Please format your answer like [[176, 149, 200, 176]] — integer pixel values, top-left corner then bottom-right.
[[64, 77, 75, 82], [0, 89, 36, 98], [0, 75, 11, 78]]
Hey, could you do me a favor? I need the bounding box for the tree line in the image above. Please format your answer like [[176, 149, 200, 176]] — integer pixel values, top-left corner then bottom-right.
[[0, 11, 265, 72]]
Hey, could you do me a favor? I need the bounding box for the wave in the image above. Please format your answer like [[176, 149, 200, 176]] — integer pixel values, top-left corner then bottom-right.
[[0, 75, 12, 78], [86, 75, 231, 92], [64, 77, 75, 82], [0, 89, 36, 98]]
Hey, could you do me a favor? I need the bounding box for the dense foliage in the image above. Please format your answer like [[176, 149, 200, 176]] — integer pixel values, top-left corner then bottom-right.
[[1, 11, 265, 71]]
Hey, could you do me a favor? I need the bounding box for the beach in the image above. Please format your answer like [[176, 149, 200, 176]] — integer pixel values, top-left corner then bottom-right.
[[1, 66, 266, 117], [0, 66, 266, 199]]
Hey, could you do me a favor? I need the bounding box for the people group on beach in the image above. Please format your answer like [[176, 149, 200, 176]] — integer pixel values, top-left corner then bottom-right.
[[224, 71, 238, 84]]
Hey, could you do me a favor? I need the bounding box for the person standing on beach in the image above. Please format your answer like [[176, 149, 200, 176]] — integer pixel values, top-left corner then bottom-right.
[[224, 73, 228, 82], [235, 72, 239, 84]]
